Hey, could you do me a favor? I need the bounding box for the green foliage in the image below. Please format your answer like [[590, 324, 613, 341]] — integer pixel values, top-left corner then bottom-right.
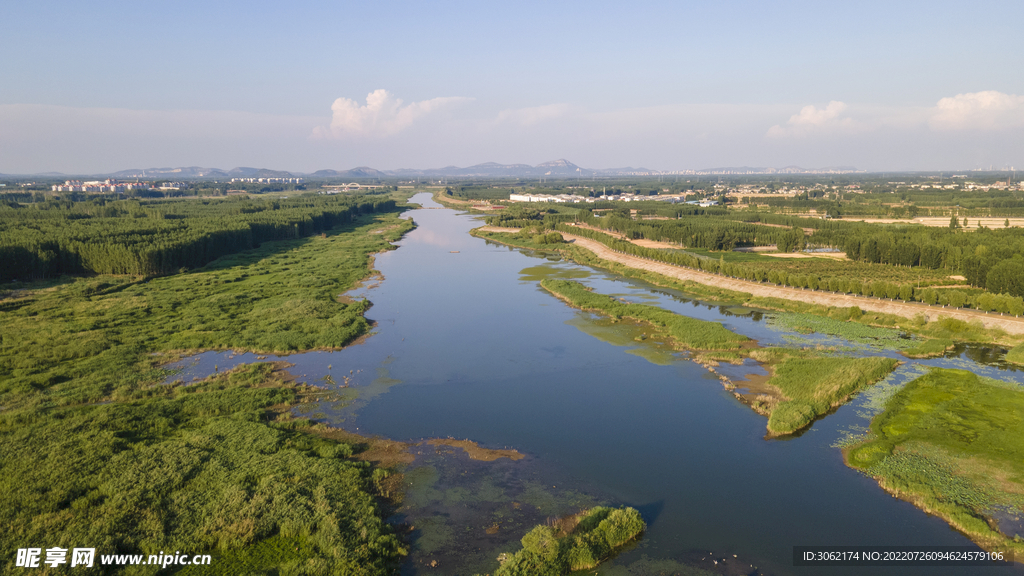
[[0, 203, 415, 573], [764, 355, 899, 436], [542, 214, 1024, 308], [532, 232, 565, 245], [901, 338, 955, 358], [493, 507, 645, 576], [1006, 343, 1024, 365], [0, 194, 397, 280], [1, 212, 414, 414], [846, 368, 1024, 553], [540, 279, 750, 350], [0, 366, 406, 575]]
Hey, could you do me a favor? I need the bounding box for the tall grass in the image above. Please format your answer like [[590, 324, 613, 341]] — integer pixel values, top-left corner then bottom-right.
[[1006, 343, 1024, 365], [762, 354, 899, 436], [0, 208, 415, 573], [540, 279, 750, 351]]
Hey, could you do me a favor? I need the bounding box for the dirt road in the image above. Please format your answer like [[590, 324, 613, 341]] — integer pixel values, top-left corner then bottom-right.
[[476, 226, 1024, 335]]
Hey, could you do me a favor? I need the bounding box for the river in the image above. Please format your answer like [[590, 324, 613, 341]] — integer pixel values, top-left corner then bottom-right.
[[167, 193, 1023, 575]]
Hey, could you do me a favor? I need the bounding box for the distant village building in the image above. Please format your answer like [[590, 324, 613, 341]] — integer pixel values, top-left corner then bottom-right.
[[51, 179, 150, 193], [509, 193, 593, 203]]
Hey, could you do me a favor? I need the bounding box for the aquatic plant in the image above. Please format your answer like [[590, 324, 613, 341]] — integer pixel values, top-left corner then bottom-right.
[[846, 368, 1024, 554], [901, 338, 955, 358]]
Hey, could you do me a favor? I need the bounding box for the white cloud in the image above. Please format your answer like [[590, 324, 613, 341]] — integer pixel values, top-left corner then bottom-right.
[[929, 90, 1024, 131], [766, 101, 858, 137], [312, 89, 472, 139]]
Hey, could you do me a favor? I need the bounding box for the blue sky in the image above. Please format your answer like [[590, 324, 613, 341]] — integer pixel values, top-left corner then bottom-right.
[[3, 1, 1023, 173]]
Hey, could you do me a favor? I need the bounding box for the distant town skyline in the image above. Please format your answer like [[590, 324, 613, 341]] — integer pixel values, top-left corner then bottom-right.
[[2, 1, 1023, 174]]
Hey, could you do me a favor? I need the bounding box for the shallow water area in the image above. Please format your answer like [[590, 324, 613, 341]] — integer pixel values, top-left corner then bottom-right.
[[165, 193, 1024, 575]]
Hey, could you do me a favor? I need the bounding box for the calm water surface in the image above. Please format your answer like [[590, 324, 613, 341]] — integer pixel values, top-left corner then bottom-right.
[[167, 194, 1023, 575]]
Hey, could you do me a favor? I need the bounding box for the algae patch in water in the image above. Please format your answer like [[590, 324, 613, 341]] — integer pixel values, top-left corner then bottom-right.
[[519, 263, 592, 282], [565, 313, 680, 366]]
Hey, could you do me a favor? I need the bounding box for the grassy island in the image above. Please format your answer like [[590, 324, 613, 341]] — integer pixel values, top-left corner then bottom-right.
[[539, 280, 898, 436], [846, 368, 1024, 554], [746, 350, 899, 436], [901, 338, 956, 359], [492, 507, 645, 576], [540, 279, 750, 351]]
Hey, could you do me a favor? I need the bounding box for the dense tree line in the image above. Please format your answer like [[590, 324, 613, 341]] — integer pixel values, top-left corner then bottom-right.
[[577, 211, 807, 251], [837, 226, 1024, 296], [487, 201, 1024, 304], [0, 195, 397, 280], [552, 224, 1024, 315]]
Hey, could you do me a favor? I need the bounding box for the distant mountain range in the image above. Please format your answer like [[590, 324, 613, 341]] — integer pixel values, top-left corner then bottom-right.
[[1, 160, 864, 180], [108, 166, 297, 179]]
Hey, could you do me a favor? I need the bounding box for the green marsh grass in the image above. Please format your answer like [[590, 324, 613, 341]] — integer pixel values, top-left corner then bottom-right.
[[539, 279, 750, 351], [901, 338, 956, 358], [847, 368, 1024, 553], [0, 208, 415, 573], [755, 352, 899, 436], [1006, 343, 1024, 365]]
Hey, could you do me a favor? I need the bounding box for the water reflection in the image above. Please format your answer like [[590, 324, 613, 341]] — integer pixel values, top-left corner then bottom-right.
[[163, 193, 1024, 576]]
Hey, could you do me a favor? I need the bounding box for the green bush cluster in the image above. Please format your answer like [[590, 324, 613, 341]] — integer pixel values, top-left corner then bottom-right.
[[493, 507, 645, 576], [531, 232, 565, 244]]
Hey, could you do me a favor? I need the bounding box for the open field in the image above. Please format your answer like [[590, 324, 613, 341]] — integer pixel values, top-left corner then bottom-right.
[[762, 251, 849, 260]]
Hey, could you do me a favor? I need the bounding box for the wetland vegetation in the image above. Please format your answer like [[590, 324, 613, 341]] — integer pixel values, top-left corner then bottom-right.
[[747, 350, 899, 436], [0, 197, 414, 574], [846, 368, 1024, 554], [540, 279, 750, 351], [1006, 343, 1024, 365], [492, 507, 646, 576], [540, 279, 902, 437]]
